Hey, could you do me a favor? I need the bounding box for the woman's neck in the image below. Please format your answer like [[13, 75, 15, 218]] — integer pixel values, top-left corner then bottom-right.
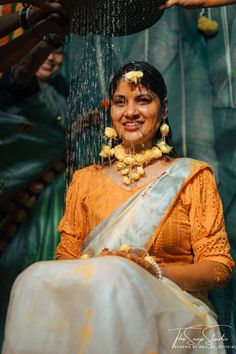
[[122, 141, 154, 154]]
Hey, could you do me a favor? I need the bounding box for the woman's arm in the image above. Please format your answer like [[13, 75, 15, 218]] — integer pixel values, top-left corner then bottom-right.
[[161, 260, 231, 291]]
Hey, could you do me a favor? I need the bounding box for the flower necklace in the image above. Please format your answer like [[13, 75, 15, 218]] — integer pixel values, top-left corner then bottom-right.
[[99, 128, 172, 185]]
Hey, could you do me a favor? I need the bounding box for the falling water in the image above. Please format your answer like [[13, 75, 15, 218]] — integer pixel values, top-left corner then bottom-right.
[[65, 0, 165, 184]]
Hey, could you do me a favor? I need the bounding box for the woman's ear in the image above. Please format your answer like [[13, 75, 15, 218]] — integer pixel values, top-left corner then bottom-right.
[[162, 97, 168, 119]]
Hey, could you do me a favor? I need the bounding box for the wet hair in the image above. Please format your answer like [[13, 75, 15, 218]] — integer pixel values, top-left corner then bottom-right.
[[109, 61, 177, 157], [109, 61, 167, 103]]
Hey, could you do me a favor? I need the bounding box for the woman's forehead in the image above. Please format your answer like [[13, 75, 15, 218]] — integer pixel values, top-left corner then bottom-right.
[[113, 79, 155, 96]]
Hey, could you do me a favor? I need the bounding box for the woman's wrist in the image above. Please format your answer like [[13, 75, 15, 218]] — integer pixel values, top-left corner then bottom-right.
[[19, 6, 30, 30]]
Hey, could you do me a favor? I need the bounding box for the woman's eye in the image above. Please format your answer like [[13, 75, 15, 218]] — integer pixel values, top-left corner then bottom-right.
[[137, 97, 151, 104], [113, 98, 126, 105]]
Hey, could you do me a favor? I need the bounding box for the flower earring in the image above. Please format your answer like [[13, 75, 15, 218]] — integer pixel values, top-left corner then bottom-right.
[[156, 119, 173, 154], [99, 127, 117, 158]]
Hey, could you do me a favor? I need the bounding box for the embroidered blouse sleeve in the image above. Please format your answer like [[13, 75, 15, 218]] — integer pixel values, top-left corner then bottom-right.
[[56, 170, 86, 259], [185, 167, 234, 271]]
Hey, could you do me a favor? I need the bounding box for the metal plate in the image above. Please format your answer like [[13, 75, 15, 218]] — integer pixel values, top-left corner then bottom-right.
[[68, 0, 166, 36]]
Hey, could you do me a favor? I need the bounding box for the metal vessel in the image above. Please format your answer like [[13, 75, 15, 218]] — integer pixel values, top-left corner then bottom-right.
[[67, 0, 166, 36]]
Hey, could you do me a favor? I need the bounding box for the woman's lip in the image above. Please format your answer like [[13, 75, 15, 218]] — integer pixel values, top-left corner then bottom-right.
[[123, 123, 143, 131], [122, 121, 144, 126]]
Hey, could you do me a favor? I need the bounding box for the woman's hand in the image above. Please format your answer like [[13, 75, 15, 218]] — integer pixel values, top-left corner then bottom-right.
[[100, 250, 159, 278], [32, 13, 70, 39], [25, 0, 68, 15], [159, 0, 236, 9]]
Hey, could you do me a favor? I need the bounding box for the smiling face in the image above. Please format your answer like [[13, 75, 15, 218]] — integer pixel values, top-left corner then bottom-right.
[[36, 51, 64, 83], [111, 79, 167, 150]]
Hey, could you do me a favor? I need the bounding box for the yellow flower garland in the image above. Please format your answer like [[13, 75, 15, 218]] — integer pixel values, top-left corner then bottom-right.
[[100, 127, 173, 185]]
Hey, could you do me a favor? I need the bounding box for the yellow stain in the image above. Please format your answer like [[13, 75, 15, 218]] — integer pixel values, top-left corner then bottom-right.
[[85, 308, 93, 319], [73, 262, 95, 280]]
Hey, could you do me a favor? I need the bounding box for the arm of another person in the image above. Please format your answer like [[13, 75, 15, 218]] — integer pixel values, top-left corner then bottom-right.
[[0, 14, 69, 72], [0, 0, 67, 15], [0, 12, 21, 38], [11, 40, 59, 86], [161, 0, 236, 9]]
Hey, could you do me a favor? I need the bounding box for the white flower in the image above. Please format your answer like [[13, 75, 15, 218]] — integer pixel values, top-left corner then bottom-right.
[[152, 146, 162, 159], [80, 254, 90, 259], [157, 141, 173, 154], [124, 70, 144, 84], [105, 127, 117, 139], [99, 145, 111, 158], [120, 244, 131, 253], [116, 162, 125, 170], [135, 154, 146, 165], [144, 256, 156, 264], [123, 176, 131, 185], [160, 123, 170, 137], [136, 166, 145, 176], [124, 156, 135, 165], [121, 168, 130, 175]]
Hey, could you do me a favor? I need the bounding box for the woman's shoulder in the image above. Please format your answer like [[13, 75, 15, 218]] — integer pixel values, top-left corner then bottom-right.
[[176, 157, 214, 180], [179, 158, 218, 203], [71, 164, 103, 183]]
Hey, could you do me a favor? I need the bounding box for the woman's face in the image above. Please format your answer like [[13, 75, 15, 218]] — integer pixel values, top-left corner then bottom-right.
[[111, 79, 166, 149]]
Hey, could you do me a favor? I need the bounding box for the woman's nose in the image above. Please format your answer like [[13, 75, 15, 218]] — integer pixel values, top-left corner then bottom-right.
[[124, 103, 139, 119]]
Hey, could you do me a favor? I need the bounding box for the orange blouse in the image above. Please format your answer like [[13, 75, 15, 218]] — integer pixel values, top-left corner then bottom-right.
[[57, 163, 234, 272]]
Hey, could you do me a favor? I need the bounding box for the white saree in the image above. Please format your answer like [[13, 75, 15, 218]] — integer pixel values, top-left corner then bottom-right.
[[3, 159, 227, 354]]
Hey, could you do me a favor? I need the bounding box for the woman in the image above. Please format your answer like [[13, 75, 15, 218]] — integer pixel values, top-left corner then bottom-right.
[[3, 62, 234, 354]]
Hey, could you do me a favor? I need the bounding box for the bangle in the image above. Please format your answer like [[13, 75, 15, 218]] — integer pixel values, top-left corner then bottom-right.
[[144, 255, 163, 280], [21, 0, 30, 8], [151, 262, 163, 280], [19, 7, 30, 30]]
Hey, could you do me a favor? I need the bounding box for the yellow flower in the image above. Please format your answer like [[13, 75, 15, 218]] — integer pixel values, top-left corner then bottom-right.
[[160, 123, 169, 137], [120, 244, 131, 253], [144, 150, 154, 163], [129, 171, 141, 181], [116, 162, 125, 170], [114, 152, 124, 161], [105, 127, 117, 139], [152, 146, 162, 159], [99, 145, 111, 158], [144, 256, 156, 264], [135, 154, 146, 165], [124, 70, 144, 84], [123, 176, 131, 185], [121, 168, 130, 175], [109, 148, 115, 156], [157, 141, 173, 154], [198, 16, 219, 36], [100, 150, 109, 158], [80, 254, 90, 259], [124, 156, 135, 165], [136, 166, 145, 176]]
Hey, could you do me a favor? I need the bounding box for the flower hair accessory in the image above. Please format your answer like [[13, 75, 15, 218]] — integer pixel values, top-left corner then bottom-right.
[[124, 70, 144, 85]]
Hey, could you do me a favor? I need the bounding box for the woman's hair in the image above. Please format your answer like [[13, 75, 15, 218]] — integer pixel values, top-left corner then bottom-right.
[[109, 61, 167, 103], [109, 61, 177, 157]]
